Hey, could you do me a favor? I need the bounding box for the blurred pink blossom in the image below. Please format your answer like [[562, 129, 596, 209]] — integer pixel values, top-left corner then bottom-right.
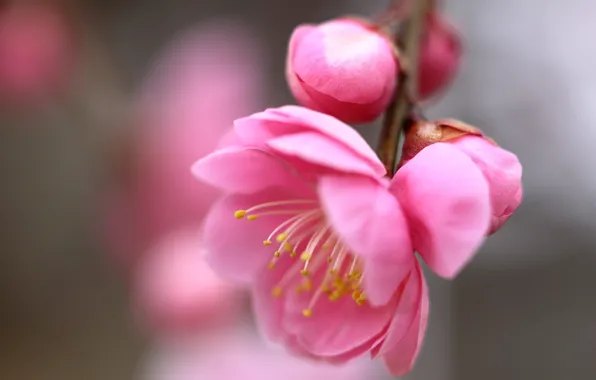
[[0, 3, 74, 105], [141, 327, 376, 380], [101, 21, 264, 267], [132, 229, 241, 336], [286, 19, 397, 124]]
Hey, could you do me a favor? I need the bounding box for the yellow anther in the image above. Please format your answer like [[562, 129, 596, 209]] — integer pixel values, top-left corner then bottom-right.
[[302, 309, 313, 317], [356, 293, 367, 305], [247, 215, 259, 221], [268, 262, 276, 270], [300, 269, 310, 276], [329, 291, 341, 301], [329, 269, 338, 275], [263, 240, 272, 246], [327, 257, 333, 263], [274, 251, 281, 258], [234, 210, 247, 219], [276, 233, 288, 243], [300, 252, 312, 261], [301, 280, 312, 291], [351, 270, 362, 280], [321, 284, 331, 293], [290, 251, 297, 258], [322, 243, 330, 250], [272, 286, 283, 297], [352, 290, 361, 301], [283, 243, 293, 252]]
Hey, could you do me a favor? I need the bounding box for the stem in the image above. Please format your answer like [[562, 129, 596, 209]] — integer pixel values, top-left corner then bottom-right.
[[373, 0, 410, 26], [376, 0, 431, 176]]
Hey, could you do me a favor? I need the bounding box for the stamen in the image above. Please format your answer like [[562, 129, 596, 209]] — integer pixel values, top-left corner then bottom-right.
[[245, 199, 317, 214], [265, 209, 319, 246], [331, 245, 349, 273], [302, 274, 334, 315], [304, 226, 330, 255], [239, 198, 370, 314], [284, 226, 321, 258]]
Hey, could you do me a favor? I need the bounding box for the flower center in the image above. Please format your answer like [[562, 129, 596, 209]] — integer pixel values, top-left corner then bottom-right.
[[234, 199, 367, 317]]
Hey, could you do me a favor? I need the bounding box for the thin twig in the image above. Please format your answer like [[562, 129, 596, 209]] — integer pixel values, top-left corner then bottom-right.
[[376, 0, 431, 176]]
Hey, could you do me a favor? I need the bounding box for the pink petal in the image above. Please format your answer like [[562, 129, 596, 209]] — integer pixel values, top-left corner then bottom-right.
[[380, 263, 429, 376], [371, 261, 424, 358], [390, 143, 490, 278], [192, 146, 297, 194], [216, 128, 245, 149], [266, 132, 382, 178], [282, 278, 396, 357], [202, 188, 313, 283], [318, 175, 414, 306], [451, 136, 523, 234], [297, 78, 393, 125], [252, 254, 391, 361], [286, 25, 319, 110], [234, 106, 386, 177], [251, 254, 296, 342]]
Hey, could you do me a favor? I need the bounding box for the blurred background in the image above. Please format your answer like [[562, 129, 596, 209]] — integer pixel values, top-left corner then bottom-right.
[[1, 0, 595, 379]]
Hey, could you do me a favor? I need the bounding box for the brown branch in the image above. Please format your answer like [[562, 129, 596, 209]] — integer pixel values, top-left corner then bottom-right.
[[376, 0, 431, 176]]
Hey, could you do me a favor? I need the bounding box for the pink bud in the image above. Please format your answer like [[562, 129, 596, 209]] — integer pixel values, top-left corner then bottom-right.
[[286, 19, 398, 124], [0, 4, 74, 105], [400, 120, 522, 234], [418, 12, 461, 100]]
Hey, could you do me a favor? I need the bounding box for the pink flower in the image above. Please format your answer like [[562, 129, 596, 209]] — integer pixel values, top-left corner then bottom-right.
[[192, 105, 492, 375], [132, 229, 241, 335], [140, 327, 376, 380], [286, 19, 398, 124], [400, 119, 523, 234], [100, 21, 264, 266], [0, 4, 74, 105], [418, 12, 461, 100]]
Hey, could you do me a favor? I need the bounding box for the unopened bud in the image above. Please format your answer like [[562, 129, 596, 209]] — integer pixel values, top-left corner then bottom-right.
[[418, 12, 462, 100], [286, 18, 399, 124]]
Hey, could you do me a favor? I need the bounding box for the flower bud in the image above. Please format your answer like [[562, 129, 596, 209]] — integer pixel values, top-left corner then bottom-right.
[[286, 19, 398, 124], [418, 12, 461, 100], [401, 119, 522, 234]]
